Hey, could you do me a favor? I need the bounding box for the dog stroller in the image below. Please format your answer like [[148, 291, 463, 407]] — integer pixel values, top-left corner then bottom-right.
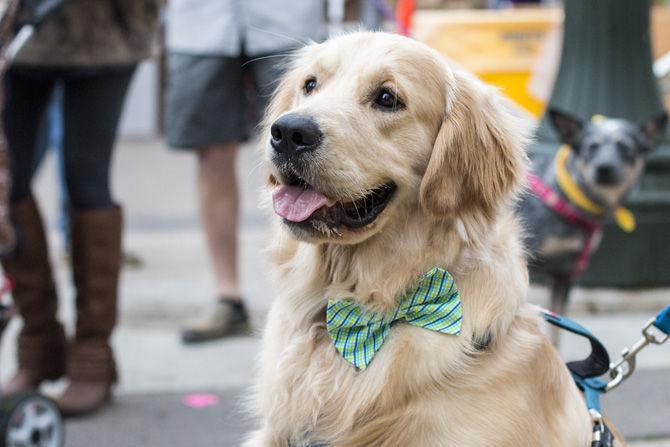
[[0, 277, 63, 447], [0, 1, 65, 446]]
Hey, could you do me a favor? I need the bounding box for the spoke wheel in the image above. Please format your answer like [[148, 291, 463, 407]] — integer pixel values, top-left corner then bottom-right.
[[0, 392, 63, 447]]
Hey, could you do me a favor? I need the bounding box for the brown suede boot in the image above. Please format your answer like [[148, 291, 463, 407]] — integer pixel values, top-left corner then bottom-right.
[[57, 206, 121, 417], [1, 197, 66, 395]]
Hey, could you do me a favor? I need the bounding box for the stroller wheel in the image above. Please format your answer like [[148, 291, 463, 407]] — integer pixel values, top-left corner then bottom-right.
[[0, 392, 64, 447]]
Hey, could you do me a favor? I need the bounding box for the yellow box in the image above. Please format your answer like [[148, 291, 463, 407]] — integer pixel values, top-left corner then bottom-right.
[[414, 7, 670, 117], [412, 8, 563, 117]]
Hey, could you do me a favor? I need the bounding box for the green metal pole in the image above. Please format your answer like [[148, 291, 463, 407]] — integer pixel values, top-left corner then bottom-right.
[[530, 0, 670, 287]]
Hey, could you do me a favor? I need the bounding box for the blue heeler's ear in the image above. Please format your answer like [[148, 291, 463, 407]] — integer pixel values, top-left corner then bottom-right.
[[640, 112, 668, 150], [548, 108, 584, 148]]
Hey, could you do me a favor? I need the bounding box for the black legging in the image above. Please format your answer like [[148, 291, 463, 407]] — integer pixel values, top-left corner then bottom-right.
[[3, 65, 136, 209]]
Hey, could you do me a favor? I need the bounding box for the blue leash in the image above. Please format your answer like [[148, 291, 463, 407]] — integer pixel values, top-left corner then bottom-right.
[[296, 306, 670, 447], [540, 304, 670, 447], [655, 305, 670, 334]]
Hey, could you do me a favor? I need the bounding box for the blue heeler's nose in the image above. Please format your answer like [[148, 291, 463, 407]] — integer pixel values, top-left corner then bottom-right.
[[595, 164, 618, 185]]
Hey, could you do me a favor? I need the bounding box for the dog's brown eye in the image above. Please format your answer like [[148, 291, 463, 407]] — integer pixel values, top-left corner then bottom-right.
[[374, 88, 404, 111], [304, 78, 317, 94]]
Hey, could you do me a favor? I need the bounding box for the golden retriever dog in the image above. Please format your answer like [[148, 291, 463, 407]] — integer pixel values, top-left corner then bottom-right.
[[245, 32, 623, 447]]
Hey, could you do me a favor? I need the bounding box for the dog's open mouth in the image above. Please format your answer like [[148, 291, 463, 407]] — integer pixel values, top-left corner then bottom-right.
[[272, 175, 397, 230]]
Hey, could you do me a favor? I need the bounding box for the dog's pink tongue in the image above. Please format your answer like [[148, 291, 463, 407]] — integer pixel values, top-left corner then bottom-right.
[[272, 185, 331, 222]]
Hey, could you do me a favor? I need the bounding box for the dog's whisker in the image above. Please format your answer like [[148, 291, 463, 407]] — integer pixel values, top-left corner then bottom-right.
[[345, 190, 364, 222], [241, 53, 294, 69], [247, 26, 312, 48], [247, 158, 265, 178]]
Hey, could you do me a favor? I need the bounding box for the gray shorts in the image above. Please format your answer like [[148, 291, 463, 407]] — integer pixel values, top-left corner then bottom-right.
[[165, 53, 288, 150]]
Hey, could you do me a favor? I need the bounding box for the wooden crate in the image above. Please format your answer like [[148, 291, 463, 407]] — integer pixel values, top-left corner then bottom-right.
[[414, 6, 670, 116], [413, 8, 562, 116]]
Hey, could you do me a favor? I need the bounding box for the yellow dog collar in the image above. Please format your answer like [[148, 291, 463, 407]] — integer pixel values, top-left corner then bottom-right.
[[555, 145, 636, 233]]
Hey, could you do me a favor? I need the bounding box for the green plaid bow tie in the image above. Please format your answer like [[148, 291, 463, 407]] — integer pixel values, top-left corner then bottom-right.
[[326, 267, 462, 370]]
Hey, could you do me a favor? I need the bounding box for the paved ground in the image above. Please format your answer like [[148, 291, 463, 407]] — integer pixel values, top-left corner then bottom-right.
[[1, 139, 669, 446]]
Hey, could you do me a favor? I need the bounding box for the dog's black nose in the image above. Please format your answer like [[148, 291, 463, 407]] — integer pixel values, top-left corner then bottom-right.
[[595, 165, 618, 185], [270, 114, 322, 156]]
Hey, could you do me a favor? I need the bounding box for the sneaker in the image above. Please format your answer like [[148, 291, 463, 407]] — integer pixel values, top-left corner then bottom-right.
[[180, 298, 250, 344]]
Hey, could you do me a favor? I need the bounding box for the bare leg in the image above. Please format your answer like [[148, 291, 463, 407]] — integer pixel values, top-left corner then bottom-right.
[[181, 143, 250, 343], [198, 144, 241, 299]]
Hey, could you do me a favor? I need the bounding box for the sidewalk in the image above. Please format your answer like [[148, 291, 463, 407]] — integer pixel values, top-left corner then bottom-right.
[[0, 138, 668, 446]]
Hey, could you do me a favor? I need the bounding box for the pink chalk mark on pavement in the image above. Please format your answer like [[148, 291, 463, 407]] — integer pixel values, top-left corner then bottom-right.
[[183, 393, 220, 409]]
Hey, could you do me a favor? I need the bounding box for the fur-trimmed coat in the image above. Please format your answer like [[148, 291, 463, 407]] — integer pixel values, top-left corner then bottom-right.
[[15, 0, 159, 67]]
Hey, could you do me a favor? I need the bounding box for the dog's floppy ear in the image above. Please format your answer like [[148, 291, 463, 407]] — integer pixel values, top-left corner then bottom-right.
[[419, 69, 527, 220], [640, 111, 668, 149], [548, 108, 583, 148]]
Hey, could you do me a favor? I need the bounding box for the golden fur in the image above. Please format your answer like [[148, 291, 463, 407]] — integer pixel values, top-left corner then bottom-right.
[[245, 32, 621, 447]]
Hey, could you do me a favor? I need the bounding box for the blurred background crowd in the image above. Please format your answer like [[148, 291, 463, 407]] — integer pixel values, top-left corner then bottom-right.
[[0, 0, 669, 446]]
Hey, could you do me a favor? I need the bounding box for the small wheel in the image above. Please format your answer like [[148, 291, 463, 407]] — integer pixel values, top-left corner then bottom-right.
[[0, 392, 64, 447]]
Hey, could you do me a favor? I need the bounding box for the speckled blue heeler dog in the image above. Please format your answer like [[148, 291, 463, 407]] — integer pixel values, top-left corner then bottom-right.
[[520, 109, 667, 323]]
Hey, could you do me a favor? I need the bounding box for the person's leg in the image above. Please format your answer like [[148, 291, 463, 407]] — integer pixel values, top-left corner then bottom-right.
[[62, 69, 134, 210], [198, 144, 240, 298], [197, 53, 287, 298], [1, 68, 66, 394], [200, 53, 290, 297], [180, 143, 249, 343], [198, 50, 292, 298], [4, 69, 56, 203], [57, 66, 135, 416], [166, 54, 250, 343]]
